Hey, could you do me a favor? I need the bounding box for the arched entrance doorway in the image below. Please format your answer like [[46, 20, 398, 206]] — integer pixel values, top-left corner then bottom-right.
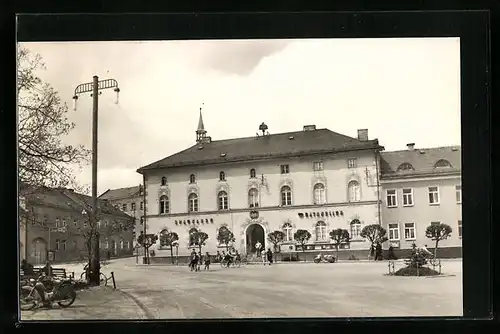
[[246, 224, 265, 255], [31, 238, 47, 264]]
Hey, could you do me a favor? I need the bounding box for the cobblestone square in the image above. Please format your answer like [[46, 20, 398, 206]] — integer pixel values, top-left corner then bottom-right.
[[20, 258, 462, 320]]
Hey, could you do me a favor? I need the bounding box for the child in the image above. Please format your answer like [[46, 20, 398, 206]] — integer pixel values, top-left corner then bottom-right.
[[261, 249, 267, 265]]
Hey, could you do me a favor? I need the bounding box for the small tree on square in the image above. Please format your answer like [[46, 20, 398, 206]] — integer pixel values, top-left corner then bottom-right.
[[216, 225, 235, 251], [329, 228, 350, 260], [159, 229, 179, 264], [425, 223, 453, 259], [191, 230, 209, 253], [137, 231, 158, 257], [293, 229, 311, 262], [268, 230, 286, 261], [360, 224, 388, 259]]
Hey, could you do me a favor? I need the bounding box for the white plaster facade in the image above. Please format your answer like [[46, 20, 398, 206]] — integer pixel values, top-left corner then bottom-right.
[[143, 150, 383, 257]]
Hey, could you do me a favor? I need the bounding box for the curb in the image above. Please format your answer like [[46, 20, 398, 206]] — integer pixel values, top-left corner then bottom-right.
[[116, 289, 155, 319]]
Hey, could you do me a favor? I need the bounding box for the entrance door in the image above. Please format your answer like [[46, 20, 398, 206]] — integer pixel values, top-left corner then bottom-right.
[[246, 224, 265, 254], [32, 238, 47, 264]]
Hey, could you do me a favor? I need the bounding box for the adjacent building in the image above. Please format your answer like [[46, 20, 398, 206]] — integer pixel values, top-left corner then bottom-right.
[[380, 144, 462, 257], [99, 185, 145, 242], [19, 185, 135, 264]]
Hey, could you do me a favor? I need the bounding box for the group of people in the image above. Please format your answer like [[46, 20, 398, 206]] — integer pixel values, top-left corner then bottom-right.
[[254, 241, 274, 265], [215, 248, 241, 267], [189, 250, 211, 271]]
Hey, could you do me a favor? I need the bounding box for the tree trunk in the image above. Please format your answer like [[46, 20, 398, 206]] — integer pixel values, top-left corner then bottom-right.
[[88, 231, 100, 286], [434, 239, 439, 259], [302, 247, 306, 262], [336, 245, 339, 261], [170, 247, 174, 264], [199, 245, 202, 254]]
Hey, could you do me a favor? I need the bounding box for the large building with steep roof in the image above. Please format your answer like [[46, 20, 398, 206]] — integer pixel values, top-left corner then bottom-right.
[[136, 109, 390, 261], [380, 144, 462, 257], [20, 185, 135, 264]]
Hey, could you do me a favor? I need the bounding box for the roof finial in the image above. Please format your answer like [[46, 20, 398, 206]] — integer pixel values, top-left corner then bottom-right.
[[196, 103, 207, 143]]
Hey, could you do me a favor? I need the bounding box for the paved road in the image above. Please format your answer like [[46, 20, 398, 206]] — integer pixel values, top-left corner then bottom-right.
[[92, 258, 463, 319]]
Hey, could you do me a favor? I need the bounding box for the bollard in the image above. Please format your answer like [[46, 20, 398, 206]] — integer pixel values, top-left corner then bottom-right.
[[438, 260, 442, 275], [111, 271, 116, 289]]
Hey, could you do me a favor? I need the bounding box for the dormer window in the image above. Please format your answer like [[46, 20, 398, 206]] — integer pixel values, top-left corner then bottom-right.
[[219, 171, 226, 181], [434, 159, 452, 168], [250, 168, 256, 178], [161, 176, 167, 186], [397, 162, 415, 172], [189, 174, 196, 184]]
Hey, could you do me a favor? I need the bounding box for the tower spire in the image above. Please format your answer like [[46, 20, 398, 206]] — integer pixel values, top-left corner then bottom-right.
[[196, 103, 207, 143]]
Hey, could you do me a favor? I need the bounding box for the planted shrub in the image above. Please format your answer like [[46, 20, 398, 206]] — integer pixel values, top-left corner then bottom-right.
[[394, 243, 439, 276]]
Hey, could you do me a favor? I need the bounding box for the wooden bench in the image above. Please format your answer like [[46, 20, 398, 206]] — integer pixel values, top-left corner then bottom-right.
[[20, 267, 74, 279]]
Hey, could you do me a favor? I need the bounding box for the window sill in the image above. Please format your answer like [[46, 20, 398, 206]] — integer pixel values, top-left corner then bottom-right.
[[387, 205, 398, 209], [429, 203, 440, 206], [457, 202, 462, 205], [405, 238, 416, 241], [402, 204, 414, 207]]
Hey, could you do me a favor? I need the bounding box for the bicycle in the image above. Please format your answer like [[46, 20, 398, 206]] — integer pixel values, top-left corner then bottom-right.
[[428, 256, 440, 266], [79, 261, 110, 286], [220, 257, 241, 268]]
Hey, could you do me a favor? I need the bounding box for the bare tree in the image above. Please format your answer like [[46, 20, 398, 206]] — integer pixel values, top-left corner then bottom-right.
[[17, 46, 90, 193]]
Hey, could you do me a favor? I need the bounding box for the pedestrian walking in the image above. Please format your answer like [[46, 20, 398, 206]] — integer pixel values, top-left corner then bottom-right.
[[261, 249, 267, 265], [215, 250, 221, 263], [189, 250, 197, 271], [375, 242, 383, 261], [266, 248, 273, 265], [388, 246, 397, 260], [197, 252, 203, 271], [255, 241, 262, 255], [368, 244, 375, 261], [204, 252, 211, 271]]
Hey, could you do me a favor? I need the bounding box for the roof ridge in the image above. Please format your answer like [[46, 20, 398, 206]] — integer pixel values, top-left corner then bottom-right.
[[383, 145, 461, 153], [104, 185, 140, 192], [208, 128, 363, 143]]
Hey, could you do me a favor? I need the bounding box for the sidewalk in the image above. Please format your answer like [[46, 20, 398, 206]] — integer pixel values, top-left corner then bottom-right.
[[20, 286, 148, 321]]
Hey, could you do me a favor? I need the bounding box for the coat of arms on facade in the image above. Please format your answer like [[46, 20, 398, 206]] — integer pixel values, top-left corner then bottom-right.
[[249, 210, 259, 219]]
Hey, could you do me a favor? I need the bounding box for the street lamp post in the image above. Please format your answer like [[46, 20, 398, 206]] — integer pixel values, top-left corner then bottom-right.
[[73, 76, 120, 286]]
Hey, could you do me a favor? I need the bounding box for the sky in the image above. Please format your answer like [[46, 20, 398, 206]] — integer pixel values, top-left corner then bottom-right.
[[19, 38, 461, 195]]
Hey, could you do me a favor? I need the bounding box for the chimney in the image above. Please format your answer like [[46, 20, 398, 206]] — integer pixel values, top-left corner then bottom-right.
[[407, 143, 415, 151], [357, 129, 368, 141], [303, 125, 316, 131]]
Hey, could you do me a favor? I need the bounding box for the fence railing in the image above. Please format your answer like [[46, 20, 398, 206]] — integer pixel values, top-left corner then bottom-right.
[[388, 259, 442, 276]]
